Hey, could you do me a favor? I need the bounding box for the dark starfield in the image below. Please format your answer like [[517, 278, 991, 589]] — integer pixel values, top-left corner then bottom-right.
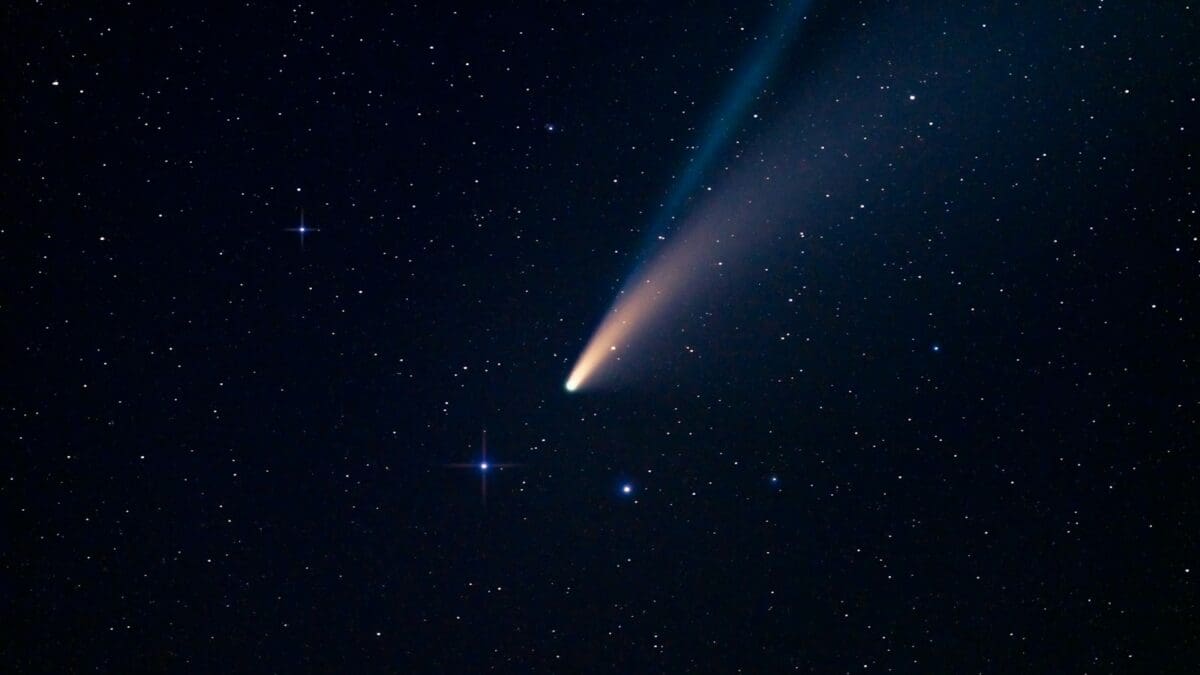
[[5, 2, 1200, 672]]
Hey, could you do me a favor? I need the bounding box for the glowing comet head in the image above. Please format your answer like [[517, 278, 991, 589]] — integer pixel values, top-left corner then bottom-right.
[[564, 345, 607, 393]]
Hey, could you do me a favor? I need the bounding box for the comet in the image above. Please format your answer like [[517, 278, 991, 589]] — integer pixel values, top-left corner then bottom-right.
[[566, 1, 809, 392], [565, 222, 718, 392]]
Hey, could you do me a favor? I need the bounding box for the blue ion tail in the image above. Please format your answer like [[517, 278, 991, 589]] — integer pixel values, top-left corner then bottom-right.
[[639, 0, 812, 252]]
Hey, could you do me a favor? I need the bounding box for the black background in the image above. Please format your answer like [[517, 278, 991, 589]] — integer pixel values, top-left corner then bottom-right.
[[5, 1, 1198, 672]]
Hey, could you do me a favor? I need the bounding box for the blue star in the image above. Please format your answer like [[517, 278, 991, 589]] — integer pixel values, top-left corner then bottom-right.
[[445, 431, 517, 505]]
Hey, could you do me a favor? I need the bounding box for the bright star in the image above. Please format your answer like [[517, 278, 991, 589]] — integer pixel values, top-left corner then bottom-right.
[[622, 484, 633, 494], [286, 208, 318, 247], [445, 431, 517, 505]]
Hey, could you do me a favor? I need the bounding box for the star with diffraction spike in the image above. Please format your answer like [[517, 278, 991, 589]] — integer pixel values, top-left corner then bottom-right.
[[285, 208, 319, 248], [445, 430, 517, 505]]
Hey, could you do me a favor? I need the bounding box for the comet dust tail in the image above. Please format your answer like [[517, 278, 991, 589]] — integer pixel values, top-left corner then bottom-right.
[[564, 226, 716, 391]]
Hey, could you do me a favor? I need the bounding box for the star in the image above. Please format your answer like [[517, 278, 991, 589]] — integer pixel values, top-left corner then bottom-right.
[[446, 430, 516, 504], [285, 208, 319, 247], [621, 483, 633, 495]]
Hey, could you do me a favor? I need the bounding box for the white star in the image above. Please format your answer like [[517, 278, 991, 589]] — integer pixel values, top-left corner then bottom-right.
[[286, 208, 318, 247]]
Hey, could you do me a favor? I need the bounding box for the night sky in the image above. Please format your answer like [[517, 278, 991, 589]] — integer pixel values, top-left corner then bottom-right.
[[5, 1, 1199, 672]]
